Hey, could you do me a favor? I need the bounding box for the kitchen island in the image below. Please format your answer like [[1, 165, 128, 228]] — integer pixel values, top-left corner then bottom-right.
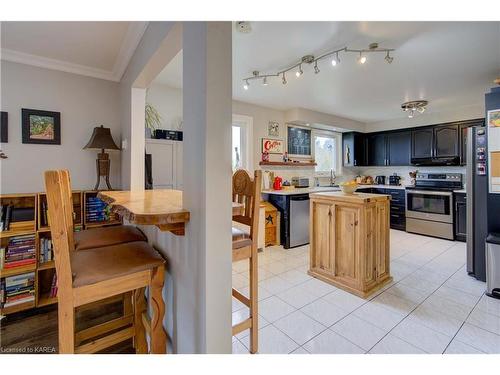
[[309, 191, 392, 298]]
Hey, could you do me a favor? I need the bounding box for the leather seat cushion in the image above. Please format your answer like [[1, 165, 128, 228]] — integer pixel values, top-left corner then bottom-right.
[[232, 227, 252, 249], [74, 225, 147, 251], [71, 241, 165, 287]]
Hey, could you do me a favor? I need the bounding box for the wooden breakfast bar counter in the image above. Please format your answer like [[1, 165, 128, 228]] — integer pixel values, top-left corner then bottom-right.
[[309, 191, 392, 298], [98, 189, 244, 236], [98, 189, 191, 235]]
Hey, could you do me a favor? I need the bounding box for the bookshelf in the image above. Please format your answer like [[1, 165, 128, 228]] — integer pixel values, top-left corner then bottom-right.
[[0, 190, 121, 315]]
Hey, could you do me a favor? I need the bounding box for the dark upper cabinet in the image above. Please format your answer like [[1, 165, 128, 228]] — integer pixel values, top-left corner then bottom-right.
[[366, 131, 411, 166], [387, 131, 411, 166], [342, 132, 366, 167], [434, 124, 459, 158], [367, 133, 386, 166], [411, 127, 434, 159]]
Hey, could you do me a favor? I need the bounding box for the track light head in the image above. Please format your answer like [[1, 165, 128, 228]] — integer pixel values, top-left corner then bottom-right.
[[314, 62, 320, 74], [385, 51, 394, 64], [332, 52, 340, 66], [358, 52, 367, 64], [282, 73, 287, 85], [243, 80, 249, 90], [262, 77, 268, 86], [296, 65, 303, 77]]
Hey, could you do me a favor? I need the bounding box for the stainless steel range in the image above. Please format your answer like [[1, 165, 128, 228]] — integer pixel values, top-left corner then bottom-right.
[[405, 173, 462, 240]]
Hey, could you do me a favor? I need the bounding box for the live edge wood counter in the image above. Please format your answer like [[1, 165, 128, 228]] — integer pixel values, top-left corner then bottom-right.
[[309, 191, 392, 298], [98, 189, 190, 236]]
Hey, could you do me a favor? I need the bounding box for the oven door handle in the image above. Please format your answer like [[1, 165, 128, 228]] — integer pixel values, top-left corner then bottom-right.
[[406, 190, 453, 196]]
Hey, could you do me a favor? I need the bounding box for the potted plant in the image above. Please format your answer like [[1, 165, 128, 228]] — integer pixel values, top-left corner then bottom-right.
[[145, 103, 162, 138]]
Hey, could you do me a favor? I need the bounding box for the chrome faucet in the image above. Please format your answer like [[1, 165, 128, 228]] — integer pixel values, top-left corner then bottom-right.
[[330, 169, 336, 186]]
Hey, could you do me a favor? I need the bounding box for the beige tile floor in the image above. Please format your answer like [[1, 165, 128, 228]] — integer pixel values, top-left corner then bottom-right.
[[232, 229, 500, 354]]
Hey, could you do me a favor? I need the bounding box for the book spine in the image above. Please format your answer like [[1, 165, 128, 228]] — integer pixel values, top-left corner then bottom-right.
[[3, 258, 36, 268]]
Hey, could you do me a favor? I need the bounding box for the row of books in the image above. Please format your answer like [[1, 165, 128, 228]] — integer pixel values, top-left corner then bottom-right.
[[0, 205, 35, 231], [1, 234, 36, 269], [0, 272, 35, 308], [39, 237, 53, 264], [48, 273, 58, 298], [85, 197, 110, 223], [40, 199, 82, 227]]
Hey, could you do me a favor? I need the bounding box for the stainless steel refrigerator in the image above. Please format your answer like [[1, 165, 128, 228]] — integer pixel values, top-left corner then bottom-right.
[[466, 126, 489, 281]]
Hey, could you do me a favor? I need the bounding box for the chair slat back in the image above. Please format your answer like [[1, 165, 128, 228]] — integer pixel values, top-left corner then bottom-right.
[[44, 170, 75, 291], [232, 169, 262, 240]]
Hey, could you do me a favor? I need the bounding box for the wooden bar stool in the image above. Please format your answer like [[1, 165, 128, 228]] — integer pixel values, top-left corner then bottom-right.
[[232, 169, 261, 354], [44, 170, 167, 354]]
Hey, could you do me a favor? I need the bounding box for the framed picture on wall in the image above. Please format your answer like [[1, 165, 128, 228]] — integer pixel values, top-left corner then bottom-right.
[[262, 138, 284, 154], [268, 121, 280, 137], [287, 124, 312, 158], [22, 108, 61, 145], [0, 111, 7, 143]]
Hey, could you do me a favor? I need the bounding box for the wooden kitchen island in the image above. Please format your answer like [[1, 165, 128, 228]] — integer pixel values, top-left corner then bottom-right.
[[309, 191, 392, 298]]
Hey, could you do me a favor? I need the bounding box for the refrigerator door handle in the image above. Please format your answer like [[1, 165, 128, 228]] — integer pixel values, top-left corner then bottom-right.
[[466, 127, 474, 274]]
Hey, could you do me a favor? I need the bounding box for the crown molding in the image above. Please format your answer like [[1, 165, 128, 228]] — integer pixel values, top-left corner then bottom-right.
[[111, 22, 148, 81], [0, 22, 149, 82]]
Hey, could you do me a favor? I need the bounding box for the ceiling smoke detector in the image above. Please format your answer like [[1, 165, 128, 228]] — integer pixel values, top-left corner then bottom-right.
[[236, 22, 252, 33], [401, 100, 428, 118]]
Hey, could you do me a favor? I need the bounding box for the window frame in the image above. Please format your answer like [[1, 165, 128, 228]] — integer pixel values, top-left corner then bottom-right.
[[312, 129, 342, 177], [232, 114, 253, 172]]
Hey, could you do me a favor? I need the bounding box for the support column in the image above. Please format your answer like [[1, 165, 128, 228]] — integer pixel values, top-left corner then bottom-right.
[[183, 21, 232, 353]]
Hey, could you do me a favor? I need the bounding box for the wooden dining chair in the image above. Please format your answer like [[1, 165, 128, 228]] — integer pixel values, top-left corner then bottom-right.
[[232, 169, 262, 354], [44, 170, 167, 354]]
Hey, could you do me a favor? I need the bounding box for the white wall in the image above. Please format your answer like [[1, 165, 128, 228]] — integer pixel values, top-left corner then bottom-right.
[[0, 61, 121, 193], [147, 83, 183, 131]]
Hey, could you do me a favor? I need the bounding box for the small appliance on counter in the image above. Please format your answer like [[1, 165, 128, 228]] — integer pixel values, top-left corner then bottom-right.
[[273, 176, 283, 190], [389, 173, 401, 186], [375, 175, 386, 185], [291, 176, 309, 188]]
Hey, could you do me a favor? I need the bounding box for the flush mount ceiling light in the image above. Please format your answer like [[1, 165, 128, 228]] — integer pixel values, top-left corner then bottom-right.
[[242, 42, 394, 90], [401, 100, 428, 118]]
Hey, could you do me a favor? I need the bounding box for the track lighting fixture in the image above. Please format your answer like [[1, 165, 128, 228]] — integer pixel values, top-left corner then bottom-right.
[[401, 100, 428, 118], [241, 42, 395, 90]]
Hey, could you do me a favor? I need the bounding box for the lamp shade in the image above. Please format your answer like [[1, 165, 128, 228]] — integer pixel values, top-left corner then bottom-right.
[[83, 125, 120, 151]]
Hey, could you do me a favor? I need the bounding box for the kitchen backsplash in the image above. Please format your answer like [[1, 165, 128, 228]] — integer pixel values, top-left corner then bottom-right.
[[260, 165, 466, 189], [344, 165, 466, 186]]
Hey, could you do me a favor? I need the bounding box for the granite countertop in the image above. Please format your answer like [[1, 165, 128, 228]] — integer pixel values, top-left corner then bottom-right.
[[261, 184, 412, 195]]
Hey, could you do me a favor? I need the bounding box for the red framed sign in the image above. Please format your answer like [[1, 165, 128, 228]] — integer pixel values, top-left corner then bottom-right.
[[262, 138, 284, 154]]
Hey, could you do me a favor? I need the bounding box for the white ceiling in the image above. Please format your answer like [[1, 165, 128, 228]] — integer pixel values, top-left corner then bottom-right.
[[154, 21, 500, 123], [1, 21, 147, 81]]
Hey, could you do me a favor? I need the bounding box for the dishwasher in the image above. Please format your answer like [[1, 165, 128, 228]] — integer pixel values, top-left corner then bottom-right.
[[289, 194, 310, 248]]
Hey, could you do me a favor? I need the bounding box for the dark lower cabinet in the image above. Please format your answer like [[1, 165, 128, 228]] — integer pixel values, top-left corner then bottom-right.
[[358, 187, 406, 230], [454, 192, 466, 242]]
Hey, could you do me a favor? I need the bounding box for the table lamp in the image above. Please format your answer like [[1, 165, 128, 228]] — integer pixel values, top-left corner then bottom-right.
[[83, 125, 120, 190]]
